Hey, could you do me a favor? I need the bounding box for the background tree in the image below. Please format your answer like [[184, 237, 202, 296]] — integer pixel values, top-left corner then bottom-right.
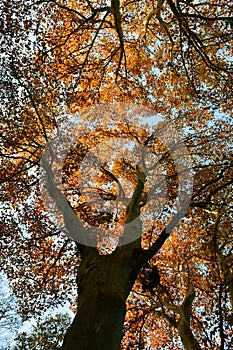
[[0, 0, 232, 349], [0, 272, 22, 349], [15, 313, 71, 350]]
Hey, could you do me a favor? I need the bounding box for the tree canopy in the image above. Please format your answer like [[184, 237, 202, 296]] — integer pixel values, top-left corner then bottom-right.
[[0, 0, 233, 349]]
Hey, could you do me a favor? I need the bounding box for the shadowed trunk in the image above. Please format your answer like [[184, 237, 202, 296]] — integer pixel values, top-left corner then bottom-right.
[[177, 318, 202, 350], [61, 248, 142, 350]]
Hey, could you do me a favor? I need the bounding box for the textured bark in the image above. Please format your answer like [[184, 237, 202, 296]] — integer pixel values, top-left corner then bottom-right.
[[61, 248, 142, 350]]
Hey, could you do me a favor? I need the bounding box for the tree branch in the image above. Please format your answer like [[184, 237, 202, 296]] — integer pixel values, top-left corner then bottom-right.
[[111, 0, 127, 80], [41, 154, 98, 257]]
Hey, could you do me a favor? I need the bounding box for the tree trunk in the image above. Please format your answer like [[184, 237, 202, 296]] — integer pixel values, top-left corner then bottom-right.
[[61, 249, 141, 350], [177, 318, 202, 350]]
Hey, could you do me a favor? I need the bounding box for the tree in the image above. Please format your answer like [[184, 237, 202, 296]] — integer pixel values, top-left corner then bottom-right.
[[0, 0, 233, 349], [15, 313, 71, 350], [0, 272, 22, 349]]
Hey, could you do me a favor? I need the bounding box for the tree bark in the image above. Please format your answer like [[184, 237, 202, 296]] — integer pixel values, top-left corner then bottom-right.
[[177, 319, 202, 350], [61, 248, 141, 350]]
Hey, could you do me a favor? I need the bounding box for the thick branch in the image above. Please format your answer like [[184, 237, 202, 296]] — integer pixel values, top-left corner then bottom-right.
[[125, 165, 146, 224], [41, 155, 98, 257], [111, 0, 126, 79]]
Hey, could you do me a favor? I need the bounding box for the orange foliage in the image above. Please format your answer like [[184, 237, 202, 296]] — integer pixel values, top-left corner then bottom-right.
[[0, 0, 232, 348]]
